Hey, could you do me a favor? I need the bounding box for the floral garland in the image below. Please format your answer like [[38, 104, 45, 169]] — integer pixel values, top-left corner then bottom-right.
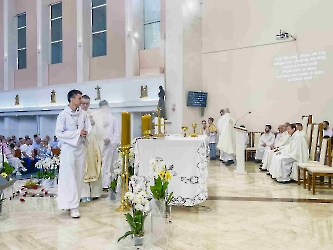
[[35, 156, 60, 180]]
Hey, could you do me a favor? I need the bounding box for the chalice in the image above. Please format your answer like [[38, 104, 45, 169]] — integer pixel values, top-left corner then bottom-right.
[[181, 126, 188, 137], [191, 123, 198, 137]]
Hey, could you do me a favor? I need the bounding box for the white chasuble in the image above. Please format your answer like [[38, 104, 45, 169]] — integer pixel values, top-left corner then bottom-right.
[[217, 113, 236, 155], [81, 109, 103, 198], [55, 106, 91, 210]]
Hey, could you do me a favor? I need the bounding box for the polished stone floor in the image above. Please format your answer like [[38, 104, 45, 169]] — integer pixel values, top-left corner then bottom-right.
[[1, 161, 333, 249]]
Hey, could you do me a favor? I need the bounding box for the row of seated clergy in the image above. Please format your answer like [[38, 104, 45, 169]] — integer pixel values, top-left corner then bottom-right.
[[266, 123, 309, 182]]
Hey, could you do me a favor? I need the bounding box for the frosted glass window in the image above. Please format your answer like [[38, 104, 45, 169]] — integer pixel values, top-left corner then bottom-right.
[[91, 0, 107, 57], [50, 2, 63, 64], [17, 13, 26, 70], [144, 0, 160, 49]]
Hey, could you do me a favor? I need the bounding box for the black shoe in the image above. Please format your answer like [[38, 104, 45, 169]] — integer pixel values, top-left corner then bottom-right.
[[210, 157, 216, 160], [255, 160, 262, 164], [259, 168, 267, 172]]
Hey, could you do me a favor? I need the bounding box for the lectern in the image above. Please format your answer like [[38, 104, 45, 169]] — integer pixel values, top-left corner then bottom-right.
[[234, 126, 247, 175]]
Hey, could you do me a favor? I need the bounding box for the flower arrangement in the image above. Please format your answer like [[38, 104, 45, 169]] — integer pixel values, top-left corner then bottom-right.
[[0, 154, 15, 178], [118, 175, 150, 243], [149, 157, 174, 204], [35, 156, 60, 180]]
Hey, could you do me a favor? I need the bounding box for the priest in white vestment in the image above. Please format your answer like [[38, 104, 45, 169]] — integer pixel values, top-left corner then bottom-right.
[[261, 123, 291, 171], [80, 95, 103, 201], [217, 108, 236, 166], [95, 100, 120, 189], [296, 122, 309, 143], [216, 109, 225, 161], [269, 123, 308, 182], [255, 125, 275, 163], [323, 121, 333, 138], [55, 90, 91, 218]]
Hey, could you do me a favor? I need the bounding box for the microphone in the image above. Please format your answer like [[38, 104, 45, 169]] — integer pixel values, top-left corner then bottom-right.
[[235, 111, 252, 126]]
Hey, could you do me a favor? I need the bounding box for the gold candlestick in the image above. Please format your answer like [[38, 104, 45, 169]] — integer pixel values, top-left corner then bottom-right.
[[191, 123, 198, 137], [121, 112, 131, 146], [154, 107, 165, 138], [141, 114, 151, 139], [116, 145, 131, 212], [182, 126, 188, 137]]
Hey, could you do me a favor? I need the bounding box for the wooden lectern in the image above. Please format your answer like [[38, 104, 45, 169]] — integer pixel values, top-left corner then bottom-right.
[[234, 126, 247, 175]]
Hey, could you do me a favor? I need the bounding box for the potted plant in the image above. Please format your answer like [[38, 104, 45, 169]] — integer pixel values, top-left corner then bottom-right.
[[118, 175, 150, 247], [35, 156, 59, 188], [149, 158, 174, 214]]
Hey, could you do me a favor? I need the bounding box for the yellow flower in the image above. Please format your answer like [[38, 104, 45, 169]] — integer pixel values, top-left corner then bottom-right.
[[165, 171, 172, 181], [1, 172, 7, 178], [158, 170, 165, 180]]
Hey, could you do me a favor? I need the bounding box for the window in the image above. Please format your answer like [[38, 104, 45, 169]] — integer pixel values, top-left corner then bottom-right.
[[144, 0, 161, 49], [50, 2, 63, 64], [17, 13, 27, 69], [92, 0, 107, 57]]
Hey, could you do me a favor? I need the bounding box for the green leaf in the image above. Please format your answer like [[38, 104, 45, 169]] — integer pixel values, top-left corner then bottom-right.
[[125, 213, 136, 231], [161, 182, 169, 197], [166, 192, 173, 205], [118, 231, 134, 242], [155, 176, 162, 188], [133, 210, 143, 234], [110, 179, 117, 192]]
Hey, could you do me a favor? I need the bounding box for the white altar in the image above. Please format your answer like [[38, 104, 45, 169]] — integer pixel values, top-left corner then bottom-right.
[[134, 135, 209, 206]]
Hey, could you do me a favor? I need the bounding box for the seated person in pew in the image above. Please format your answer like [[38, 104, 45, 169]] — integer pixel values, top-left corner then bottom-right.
[[296, 122, 309, 143], [268, 123, 308, 182], [50, 136, 59, 149], [32, 137, 42, 151], [0, 138, 27, 175], [323, 120, 332, 138], [255, 124, 275, 163], [36, 140, 52, 159], [260, 123, 291, 171], [20, 138, 38, 172]]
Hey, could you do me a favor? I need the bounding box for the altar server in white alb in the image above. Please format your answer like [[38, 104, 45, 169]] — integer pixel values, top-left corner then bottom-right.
[[217, 109, 225, 161], [217, 108, 236, 166], [80, 95, 103, 201], [270, 123, 308, 182], [55, 90, 91, 218], [260, 123, 290, 171], [255, 124, 275, 163], [95, 100, 120, 189]]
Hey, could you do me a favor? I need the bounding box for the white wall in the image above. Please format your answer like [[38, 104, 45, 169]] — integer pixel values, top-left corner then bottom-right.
[[202, 0, 333, 131], [39, 115, 57, 138]]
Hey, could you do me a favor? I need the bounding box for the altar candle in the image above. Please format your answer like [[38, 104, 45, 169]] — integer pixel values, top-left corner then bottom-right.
[[121, 112, 131, 146]]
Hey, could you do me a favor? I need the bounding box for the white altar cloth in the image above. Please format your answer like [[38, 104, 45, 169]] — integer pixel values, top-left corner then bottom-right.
[[134, 135, 209, 206]]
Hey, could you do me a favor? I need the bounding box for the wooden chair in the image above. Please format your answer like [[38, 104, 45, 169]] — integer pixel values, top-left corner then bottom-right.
[[14, 149, 21, 158], [307, 144, 333, 194], [245, 132, 261, 161], [51, 148, 61, 156], [298, 137, 330, 188]]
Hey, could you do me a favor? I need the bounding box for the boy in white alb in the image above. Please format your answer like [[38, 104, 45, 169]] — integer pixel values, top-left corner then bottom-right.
[[55, 90, 91, 218]]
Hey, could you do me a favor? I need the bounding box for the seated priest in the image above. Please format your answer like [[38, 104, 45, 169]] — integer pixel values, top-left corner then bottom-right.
[[268, 123, 308, 182], [255, 124, 275, 163], [260, 123, 291, 171], [323, 120, 332, 138], [0, 138, 27, 175], [296, 122, 309, 143], [20, 138, 38, 172]]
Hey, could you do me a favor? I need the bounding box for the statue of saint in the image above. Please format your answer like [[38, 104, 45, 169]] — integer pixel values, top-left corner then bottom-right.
[[158, 86, 166, 119], [140, 85, 148, 98], [95, 86, 101, 100], [15, 95, 19, 105], [51, 90, 56, 103]]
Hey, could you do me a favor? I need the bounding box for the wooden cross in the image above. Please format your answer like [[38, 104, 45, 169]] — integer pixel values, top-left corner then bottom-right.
[[95, 86, 101, 100]]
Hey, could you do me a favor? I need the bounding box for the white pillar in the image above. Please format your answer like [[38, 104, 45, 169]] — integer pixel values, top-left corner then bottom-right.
[[77, 0, 91, 83], [125, 0, 133, 77], [164, 0, 183, 134], [36, 0, 49, 87], [3, 0, 16, 91]]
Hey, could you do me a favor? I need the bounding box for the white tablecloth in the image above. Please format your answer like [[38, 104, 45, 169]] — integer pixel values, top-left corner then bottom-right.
[[134, 135, 209, 206]]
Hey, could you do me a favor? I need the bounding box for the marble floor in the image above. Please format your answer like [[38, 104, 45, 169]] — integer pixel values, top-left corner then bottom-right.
[[1, 161, 333, 250]]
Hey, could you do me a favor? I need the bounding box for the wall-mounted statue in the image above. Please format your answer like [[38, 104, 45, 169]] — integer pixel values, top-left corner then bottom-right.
[[15, 95, 19, 105], [51, 90, 56, 103], [140, 85, 148, 98], [95, 86, 101, 100], [158, 86, 166, 119]]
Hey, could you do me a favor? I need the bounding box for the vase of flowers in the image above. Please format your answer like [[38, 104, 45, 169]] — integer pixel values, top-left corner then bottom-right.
[[35, 156, 59, 188], [118, 175, 150, 247], [149, 158, 174, 214]]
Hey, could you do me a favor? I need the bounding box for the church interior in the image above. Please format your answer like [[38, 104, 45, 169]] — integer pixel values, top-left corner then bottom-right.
[[1, 0, 333, 249]]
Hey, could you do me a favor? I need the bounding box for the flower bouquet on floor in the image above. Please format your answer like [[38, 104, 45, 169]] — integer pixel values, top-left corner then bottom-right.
[[35, 156, 60, 188], [149, 157, 175, 217], [118, 175, 151, 247]]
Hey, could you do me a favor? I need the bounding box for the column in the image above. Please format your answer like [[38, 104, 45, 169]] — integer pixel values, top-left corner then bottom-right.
[[36, 0, 49, 87], [3, 0, 16, 90]]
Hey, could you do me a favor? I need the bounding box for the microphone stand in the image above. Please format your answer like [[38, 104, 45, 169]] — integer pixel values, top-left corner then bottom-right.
[[235, 112, 251, 126]]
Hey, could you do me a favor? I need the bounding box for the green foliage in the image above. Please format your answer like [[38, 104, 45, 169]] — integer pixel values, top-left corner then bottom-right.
[[110, 179, 117, 193], [118, 210, 147, 242], [37, 169, 56, 179], [150, 176, 173, 202], [0, 162, 15, 175]]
